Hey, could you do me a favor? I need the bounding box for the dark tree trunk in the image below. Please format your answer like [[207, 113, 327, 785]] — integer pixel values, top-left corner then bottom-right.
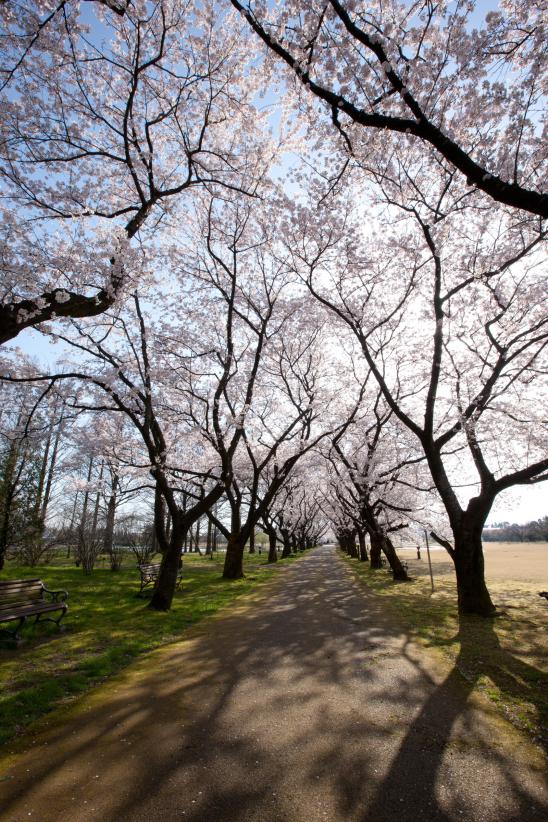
[[358, 529, 369, 562], [281, 529, 292, 558], [453, 523, 495, 616], [104, 481, 119, 570], [0, 498, 12, 571], [34, 423, 52, 525], [340, 528, 358, 558], [76, 456, 94, 567], [41, 415, 62, 520], [267, 529, 278, 563], [90, 461, 103, 540], [223, 533, 246, 579], [149, 520, 185, 611], [148, 480, 224, 611], [347, 532, 358, 558], [0, 481, 17, 570], [194, 517, 202, 554], [248, 527, 255, 554], [369, 532, 383, 569], [381, 535, 409, 581], [425, 446, 498, 615]]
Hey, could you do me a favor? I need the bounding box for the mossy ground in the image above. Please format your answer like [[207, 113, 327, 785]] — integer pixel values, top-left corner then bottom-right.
[[0, 549, 301, 747]]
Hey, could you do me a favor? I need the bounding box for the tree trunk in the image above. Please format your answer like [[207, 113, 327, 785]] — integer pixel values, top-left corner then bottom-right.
[[358, 529, 369, 562], [267, 528, 278, 563], [41, 415, 62, 520], [90, 460, 103, 540], [347, 532, 358, 558], [149, 519, 185, 611], [66, 492, 79, 559], [281, 529, 292, 558], [0, 490, 13, 571], [0, 437, 20, 570], [369, 532, 383, 569], [194, 517, 202, 554], [248, 527, 255, 554], [104, 476, 119, 570], [34, 423, 53, 524], [76, 456, 94, 567], [381, 535, 409, 581], [223, 533, 246, 579], [453, 525, 495, 616]]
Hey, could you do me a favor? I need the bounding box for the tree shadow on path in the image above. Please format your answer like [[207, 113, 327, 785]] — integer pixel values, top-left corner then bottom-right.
[[0, 548, 546, 822], [358, 613, 547, 822]]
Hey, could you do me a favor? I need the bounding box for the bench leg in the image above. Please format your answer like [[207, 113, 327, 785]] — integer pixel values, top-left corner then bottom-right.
[[32, 609, 66, 634], [137, 581, 152, 598], [0, 617, 26, 646], [35, 608, 67, 631]]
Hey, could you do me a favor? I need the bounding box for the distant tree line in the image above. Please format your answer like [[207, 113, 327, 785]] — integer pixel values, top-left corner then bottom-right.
[[483, 517, 548, 543]]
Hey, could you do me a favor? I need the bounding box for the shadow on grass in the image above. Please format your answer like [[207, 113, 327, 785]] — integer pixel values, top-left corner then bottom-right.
[[455, 614, 547, 749]]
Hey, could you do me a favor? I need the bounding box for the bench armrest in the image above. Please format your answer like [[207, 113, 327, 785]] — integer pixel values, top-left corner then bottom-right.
[[43, 587, 69, 602]]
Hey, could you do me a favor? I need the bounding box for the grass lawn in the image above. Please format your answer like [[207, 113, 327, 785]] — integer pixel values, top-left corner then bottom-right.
[[0, 549, 300, 748], [342, 547, 548, 749]]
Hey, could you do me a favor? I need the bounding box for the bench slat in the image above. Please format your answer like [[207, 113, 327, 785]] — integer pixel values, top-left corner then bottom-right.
[[0, 599, 42, 611], [0, 580, 43, 593], [0, 582, 43, 592], [1, 602, 66, 622], [0, 589, 43, 601]]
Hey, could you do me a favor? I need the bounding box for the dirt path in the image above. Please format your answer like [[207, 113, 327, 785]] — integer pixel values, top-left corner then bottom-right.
[[0, 546, 546, 821]]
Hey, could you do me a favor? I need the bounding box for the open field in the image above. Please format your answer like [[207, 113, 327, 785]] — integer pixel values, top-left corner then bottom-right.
[[0, 550, 302, 749], [397, 540, 548, 584], [344, 542, 548, 748]]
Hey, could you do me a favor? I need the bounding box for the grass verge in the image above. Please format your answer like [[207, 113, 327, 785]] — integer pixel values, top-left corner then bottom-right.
[[0, 550, 303, 748], [342, 552, 548, 749]]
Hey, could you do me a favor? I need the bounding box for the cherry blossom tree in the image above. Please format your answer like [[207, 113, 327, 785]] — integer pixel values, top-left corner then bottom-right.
[[326, 389, 421, 580], [167, 193, 353, 578], [285, 156, 547, 615], [231, 0, 547, 216], [0, 0, 274, 344], [61, 414, 151, 570], [3, 291, 230, 605]]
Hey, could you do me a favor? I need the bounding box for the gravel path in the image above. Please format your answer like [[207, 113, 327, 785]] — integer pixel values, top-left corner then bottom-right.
[[1, 546, 546, 821]]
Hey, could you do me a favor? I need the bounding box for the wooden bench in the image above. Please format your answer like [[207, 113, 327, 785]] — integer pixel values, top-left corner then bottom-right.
[[137, 562, 183, 596], [0, 578, 68, 644]]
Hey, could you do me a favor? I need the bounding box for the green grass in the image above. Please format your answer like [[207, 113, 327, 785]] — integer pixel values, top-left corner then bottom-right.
[[342, 553, 548, 748], [0, 550, 301, 748]]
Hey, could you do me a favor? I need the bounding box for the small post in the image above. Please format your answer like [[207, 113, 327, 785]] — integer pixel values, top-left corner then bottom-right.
[[424, 529, 434, 593]]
